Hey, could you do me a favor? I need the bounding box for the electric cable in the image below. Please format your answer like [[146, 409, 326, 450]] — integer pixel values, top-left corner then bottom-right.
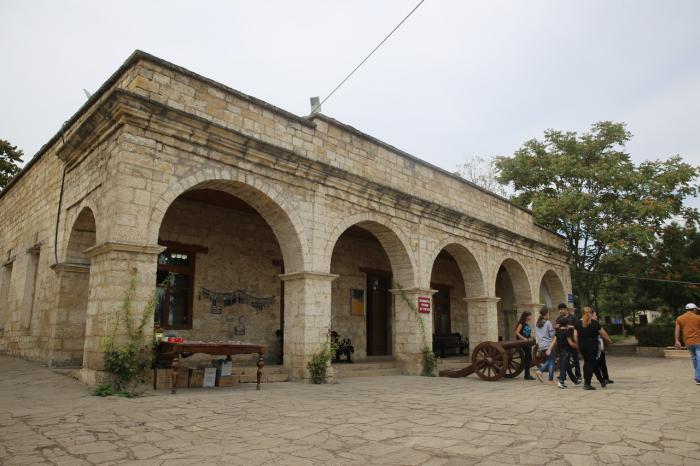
[[311, 0, 427, 114], [578, 270, 700, 286]]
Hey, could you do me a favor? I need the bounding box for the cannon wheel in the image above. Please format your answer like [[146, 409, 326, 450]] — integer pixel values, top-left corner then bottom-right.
[[471, 342, 508, 381], [504, 347, 525, 378]]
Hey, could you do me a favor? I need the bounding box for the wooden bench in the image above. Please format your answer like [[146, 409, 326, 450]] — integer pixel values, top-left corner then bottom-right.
[[433, 333, 469, 358]]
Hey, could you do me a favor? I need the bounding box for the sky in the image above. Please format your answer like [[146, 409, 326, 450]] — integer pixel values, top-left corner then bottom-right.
[[2, 0, 699, 206]]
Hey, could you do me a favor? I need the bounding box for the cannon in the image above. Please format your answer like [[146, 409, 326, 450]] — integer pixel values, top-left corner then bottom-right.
[[439, 339, 544, 381]]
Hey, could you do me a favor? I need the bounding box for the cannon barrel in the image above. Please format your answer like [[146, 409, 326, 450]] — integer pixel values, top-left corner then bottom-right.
[[498, 339, 535, 350]]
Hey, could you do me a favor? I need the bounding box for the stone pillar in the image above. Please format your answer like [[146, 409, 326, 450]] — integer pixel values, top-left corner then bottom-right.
[[48, 263, 90, 367], [464, 296, 500, 348], [279, 271, 338, 381], [390, 288, 436, 375], [79, 242, 163, 386]]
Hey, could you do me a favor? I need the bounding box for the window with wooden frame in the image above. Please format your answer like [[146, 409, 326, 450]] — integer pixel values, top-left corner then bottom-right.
[[155, 246, 197, 330]]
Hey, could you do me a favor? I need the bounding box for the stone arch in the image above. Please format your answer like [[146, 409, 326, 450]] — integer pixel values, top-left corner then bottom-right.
[[51, 206, 97, 367], [426, 239, 486, 298], [539, 269, 567, 308], [495, 257, 533, 307], [64, 207, 97, 264], [323, 212, 416, 287], [148, 167, 307, 272]]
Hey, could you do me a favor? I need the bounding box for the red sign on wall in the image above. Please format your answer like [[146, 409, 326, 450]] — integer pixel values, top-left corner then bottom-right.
[[417, 297, 431, 314]]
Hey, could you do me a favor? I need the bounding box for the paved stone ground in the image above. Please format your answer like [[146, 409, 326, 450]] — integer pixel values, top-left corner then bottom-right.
[[0, 355, 698, 466]]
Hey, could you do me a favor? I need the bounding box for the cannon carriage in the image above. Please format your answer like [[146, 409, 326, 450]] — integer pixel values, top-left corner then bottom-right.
[[439, 339, 544, 381]]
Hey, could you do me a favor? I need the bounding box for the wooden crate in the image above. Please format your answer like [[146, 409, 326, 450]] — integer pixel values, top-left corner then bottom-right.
[[215, 375, 239, 387], [153, 368, 189, 390], [176, 368, 190, 388], [189, 368, 204, 388], [154, 368, 172, 390]]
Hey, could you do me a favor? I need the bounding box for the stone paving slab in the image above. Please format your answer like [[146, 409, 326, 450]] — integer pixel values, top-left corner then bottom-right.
[[0, 355, 698, 465]]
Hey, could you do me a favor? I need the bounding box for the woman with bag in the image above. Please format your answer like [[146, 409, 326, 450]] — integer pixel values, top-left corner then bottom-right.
[[515, 311, 535, 380]]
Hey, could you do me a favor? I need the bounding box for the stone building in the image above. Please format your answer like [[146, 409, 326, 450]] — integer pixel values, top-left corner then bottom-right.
[[0, 51, 571, 384]]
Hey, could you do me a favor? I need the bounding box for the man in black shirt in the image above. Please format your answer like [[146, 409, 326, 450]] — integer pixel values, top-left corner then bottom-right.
[[566, 306, 582, 380], [554, 304, 580, 388]]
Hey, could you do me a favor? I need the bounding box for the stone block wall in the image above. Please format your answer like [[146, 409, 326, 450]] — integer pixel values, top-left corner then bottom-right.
[[0, 52, 572, 382], [158, 197, 283, 364], [330, 231, 392, 360]]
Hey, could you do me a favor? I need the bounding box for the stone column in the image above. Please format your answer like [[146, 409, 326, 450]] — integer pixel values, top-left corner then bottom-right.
[[48, 263, 91, 367], [464, 296, 500, 349], [80, 242, 163, 387], [390, 288, 436, 375], [279, 271, 338, 381]]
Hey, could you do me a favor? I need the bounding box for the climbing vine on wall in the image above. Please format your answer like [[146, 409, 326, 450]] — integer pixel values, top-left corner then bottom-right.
[[95, 270, 162, 397], [395, 284, 437, 376]]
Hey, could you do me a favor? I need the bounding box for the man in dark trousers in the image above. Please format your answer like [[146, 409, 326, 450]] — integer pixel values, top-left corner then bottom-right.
[[554, 304, 580, 388], [565, 304, 582, 380]]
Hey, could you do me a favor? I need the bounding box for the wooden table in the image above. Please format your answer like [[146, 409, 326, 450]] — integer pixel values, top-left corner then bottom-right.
[[156, 341, 266, 393]]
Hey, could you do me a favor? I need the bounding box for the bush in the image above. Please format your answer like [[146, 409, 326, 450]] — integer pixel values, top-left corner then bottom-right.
[[635, 325, 675, 347], [96, 271, 159, 396], [307, 342, 337, 384]]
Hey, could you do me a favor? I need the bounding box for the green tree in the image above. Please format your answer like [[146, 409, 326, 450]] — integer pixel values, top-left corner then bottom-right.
[[643, 222, 700, 312], [596, 223, 700, 324], [0, 139, 23, 191], [496, 121, 698, 307]]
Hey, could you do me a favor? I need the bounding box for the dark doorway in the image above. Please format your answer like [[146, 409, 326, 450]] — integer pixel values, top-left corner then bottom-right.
[[366, 272, 390, 356], [431, 283, 451, 335]]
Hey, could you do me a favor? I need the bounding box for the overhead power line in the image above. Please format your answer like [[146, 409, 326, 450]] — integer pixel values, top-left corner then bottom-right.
[[311, 0, 427, 114], [579, 270, 700, 286]]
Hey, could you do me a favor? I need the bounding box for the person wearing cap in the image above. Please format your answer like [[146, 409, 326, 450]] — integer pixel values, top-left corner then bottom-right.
[[675, 303, 700, 385]]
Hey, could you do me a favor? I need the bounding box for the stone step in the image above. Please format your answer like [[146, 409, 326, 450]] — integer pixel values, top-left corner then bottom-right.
[[333, 359, 400, 378], [333, 361, 396, 370], [51, 367, 81, 380], [236, 364, 289, 383], [437, 356, 471, 365], [436, 356, 471, 372], [334, 367, 402, 378], [606, 345, 639, 356]]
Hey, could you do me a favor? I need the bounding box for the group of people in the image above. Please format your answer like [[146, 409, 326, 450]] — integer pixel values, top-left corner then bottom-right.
[[515, 303, 613, 390]]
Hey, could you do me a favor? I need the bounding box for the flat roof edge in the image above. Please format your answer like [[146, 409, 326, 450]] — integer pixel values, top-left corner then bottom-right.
[[0, 51, 565, 243]]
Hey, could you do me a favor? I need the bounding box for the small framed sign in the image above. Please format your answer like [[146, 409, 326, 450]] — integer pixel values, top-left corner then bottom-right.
[[417, 296, 431, 314], [350, 289, 365, 316]]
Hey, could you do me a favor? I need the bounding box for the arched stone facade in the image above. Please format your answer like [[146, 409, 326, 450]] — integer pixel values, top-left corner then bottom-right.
[[0, 52, 571, 383]]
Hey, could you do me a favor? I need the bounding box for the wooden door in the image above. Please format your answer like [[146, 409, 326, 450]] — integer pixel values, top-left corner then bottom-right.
[[431, 284, 451, 335], [366, 273, 390, 356]]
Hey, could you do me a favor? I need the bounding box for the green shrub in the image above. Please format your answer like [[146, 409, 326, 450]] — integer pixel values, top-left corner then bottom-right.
[[421, 347, 437, 377], [635, 325, 675, 347], [96, 271, 159, 396], [307, 342, 337, 384], [606, 323, 635, 336]]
